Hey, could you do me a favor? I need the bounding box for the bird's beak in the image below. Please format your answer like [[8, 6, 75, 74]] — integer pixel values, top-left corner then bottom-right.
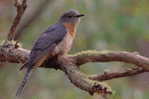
[[76, 14, 85, 17]]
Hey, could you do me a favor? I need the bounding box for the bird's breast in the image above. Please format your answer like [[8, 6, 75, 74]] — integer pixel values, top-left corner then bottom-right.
[[54, 32, 74, 55], [53, 23, 77, 55]]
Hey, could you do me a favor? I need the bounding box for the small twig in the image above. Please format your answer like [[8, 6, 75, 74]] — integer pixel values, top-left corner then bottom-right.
[[88, 67, 146, 81], [7, 0, 27, 41]]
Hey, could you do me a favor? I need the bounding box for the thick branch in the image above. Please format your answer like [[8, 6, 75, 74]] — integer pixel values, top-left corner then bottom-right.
[[7, 0, 27, 41], [57, 56, 112, 95], [2, 48, 149, 71], [1, 45, 149, 95], [0, 42, 29, 63], [71, 50, 149, 70], [1, 46, 149, 72]]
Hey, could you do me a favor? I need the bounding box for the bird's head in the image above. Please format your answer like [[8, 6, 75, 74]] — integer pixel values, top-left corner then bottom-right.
[[59, 9, 84, 25]]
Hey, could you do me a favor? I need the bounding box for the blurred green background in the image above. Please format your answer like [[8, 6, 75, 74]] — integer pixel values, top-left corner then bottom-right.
[[0, 0, 149, 99]]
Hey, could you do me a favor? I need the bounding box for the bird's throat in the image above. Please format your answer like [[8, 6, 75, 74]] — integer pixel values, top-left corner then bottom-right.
[[63, 23, 76, 37]]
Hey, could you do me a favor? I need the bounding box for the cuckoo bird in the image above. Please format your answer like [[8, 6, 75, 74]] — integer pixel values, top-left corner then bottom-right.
[[16, 9, 84, 96]]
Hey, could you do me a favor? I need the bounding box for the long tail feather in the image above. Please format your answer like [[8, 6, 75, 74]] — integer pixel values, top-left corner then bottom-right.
[[16, 66, 33, 96], [19, 62, 29, 71]]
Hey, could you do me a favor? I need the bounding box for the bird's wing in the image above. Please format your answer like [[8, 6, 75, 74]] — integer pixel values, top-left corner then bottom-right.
[[25, 23, 67, 68]]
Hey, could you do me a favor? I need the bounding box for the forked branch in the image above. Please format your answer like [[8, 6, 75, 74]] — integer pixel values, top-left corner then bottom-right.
[[0, 44, 149, 95]]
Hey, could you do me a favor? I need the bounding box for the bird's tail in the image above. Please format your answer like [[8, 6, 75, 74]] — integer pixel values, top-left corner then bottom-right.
[[19, 62, 30, 71], [16, 65, 33, 96]]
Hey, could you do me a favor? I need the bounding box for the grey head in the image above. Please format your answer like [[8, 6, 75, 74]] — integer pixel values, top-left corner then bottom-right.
[[59, 9, 84, 24]]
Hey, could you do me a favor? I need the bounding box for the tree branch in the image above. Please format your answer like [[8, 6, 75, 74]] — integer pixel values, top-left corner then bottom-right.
[[58, 56, 112, 95], [88, 67, 146, 81], [71, 50, 149, 70], [15, 0, 54, 40], [7, 0, 27, 41], [0, 42, 29, 63], [1, 44, 149, 95]]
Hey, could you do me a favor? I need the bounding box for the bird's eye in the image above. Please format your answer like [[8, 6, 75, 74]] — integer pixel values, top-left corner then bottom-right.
[[67, 15, 73, 18]]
